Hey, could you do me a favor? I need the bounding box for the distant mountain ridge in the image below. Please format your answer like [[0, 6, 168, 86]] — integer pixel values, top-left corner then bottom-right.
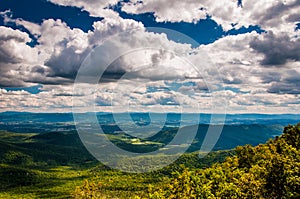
[[0, 112, 298, 134], [1, 112, 299, 124], [147, 124, 283, 151]]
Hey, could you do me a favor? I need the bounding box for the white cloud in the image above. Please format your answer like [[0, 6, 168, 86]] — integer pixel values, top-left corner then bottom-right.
[[122, 0, 300, 33], [88, 17, 145, 45], [48, 0, 120, 18], [0, 17, 146, 86], [122, 0, 207, 23], [0, 26, 38, 64], [0, 0, 299, 113], [2, 78, 299, 113], [0, 27, 42, 87], [249, 31, 300, 66], [38, 19, 90, 79]]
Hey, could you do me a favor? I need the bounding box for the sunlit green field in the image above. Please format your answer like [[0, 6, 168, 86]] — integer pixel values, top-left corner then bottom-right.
[[0, 164, 164, 198], [0, 165, 85, 198]]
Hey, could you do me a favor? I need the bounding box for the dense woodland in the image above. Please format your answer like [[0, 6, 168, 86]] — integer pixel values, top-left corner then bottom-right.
[[143, 123, 300, 199]]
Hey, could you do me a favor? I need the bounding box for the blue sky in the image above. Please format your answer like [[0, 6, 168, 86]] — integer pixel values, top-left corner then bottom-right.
[[0, 0, 263, 46], [0, 0, 299, 113], [0, 0, 101, 31]]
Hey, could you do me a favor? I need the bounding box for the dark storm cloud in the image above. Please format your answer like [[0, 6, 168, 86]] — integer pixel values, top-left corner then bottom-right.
[[27, 65, 73, 85], [260, 72, 281, 84], [223, 77, 243, 85], [95, 96, 111, 106], [54, 93, 80, 97], [268, 82, 300, 94], [286, 13, 300, 23], [250, 31, 300, 66], [0, 75, 26, 87], [31, 65, 47, 75], [45, 47, 90, 80], [99, 71, 126, 83], [25, 76, 73, 86], [0, 48, 21, 64], [260, 0, 300, 22], [267, 70, 300, 94]]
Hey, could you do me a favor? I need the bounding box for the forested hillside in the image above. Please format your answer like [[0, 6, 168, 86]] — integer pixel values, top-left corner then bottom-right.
[[146, 123, 300, 199]]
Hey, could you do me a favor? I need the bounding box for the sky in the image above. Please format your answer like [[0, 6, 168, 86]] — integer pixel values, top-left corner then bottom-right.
[[0, 0, 299, 113]]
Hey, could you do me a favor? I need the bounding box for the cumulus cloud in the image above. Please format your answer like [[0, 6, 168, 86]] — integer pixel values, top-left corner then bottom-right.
[[75, 25, 198, 83], [121, 0, 300, 33], [88, 17, 144, 45], [0, 16, 193, 87], [48, 0, 298, 34], [48, 0, 120, 18], [194, 31, 300, 109], [0, 1, 299, 113], [122, 0, 207, 23], [267, 70, 300, 94], [198, 32, 262, 84], [268, 82, 300, 94], [202, 0, 300, 32], [0, 27, 42, 87], [38, 19, 90, 79], [0, 17, 146, 86], [0, 26, 37, 64], [250, 31, 300, 66], [0, 24, 83, 87], [1, 77, 299, 113]]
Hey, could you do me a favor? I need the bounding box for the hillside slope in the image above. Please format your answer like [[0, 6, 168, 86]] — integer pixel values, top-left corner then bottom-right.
[[149, 123, 300, 199]]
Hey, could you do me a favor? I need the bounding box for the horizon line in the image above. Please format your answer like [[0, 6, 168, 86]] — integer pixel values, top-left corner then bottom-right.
[[1, 111, 300, 115]]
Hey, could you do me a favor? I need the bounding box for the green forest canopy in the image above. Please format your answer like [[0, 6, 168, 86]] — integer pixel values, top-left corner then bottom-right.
[[147, 123, 300, 199]]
